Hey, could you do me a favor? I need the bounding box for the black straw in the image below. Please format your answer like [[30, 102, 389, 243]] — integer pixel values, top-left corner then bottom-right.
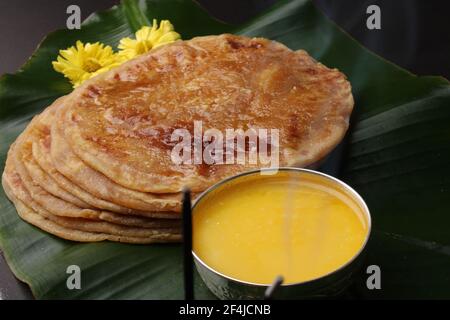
[[182, 187, 194, 300], [264, 275, 284, 300]]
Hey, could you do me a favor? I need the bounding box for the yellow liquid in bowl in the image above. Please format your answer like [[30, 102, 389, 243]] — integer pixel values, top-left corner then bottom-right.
[[193, 171, 368, 285]]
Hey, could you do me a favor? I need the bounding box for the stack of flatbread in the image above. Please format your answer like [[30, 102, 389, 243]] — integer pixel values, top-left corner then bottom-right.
[[2, 34, 353, 243]]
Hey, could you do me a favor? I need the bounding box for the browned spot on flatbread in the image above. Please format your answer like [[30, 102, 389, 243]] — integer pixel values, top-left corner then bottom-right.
[[42, 135, 51, 149], [227, 38, 263, 50]]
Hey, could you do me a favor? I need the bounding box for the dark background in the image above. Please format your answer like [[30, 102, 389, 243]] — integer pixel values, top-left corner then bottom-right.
[[0, 0, 449, 79], [0, 0, 449, 299]]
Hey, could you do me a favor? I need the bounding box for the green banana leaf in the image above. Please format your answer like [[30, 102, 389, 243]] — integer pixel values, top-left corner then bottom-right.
[[0, 0, 449, 299]]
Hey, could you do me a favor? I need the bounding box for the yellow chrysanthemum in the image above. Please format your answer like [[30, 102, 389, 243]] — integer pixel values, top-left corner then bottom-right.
[[52, 41, 124, 88], [118, 19, 181, 59]]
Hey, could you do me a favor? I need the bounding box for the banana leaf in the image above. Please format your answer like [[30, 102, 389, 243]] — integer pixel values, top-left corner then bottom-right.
[[0, 0, 449, 299]]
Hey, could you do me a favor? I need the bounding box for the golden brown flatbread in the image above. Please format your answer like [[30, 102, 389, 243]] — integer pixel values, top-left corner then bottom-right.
[[61, 34, 353, 193], [33, 101, 182, 217], [2, 175, 181, 243], [4, 145, 180, 229]]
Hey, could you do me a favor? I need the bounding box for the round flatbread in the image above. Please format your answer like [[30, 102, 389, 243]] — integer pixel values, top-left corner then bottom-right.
[[5, 145, 180, 228], [2, 160, 181, 243], [32, 101, 182, 217], [60, 34, 353, 193], [2, 176, 180, 243], [47, 101, 184, 214]]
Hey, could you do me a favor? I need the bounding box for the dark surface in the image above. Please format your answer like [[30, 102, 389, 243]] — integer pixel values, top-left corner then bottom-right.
[[0, 0, 448, 300], [0, 254, 33, 299], [316, 0, 450, 79], [182, 189, 194, 300], [0, 0, 449, 78]]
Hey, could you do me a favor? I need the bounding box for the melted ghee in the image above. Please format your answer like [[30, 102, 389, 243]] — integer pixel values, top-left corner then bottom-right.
[[193, 171, 368, 285]]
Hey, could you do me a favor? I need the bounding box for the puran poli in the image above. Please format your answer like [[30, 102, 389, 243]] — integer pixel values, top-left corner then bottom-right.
[[2, 176, 181, 243], [51, 120, 182, 213], [33, 136, 182, 218], [47, 101, 184, 214], [32, 102, 182, 218], [61, 34, 353, 193], [13, 134, 100, 219], [98, 211, 180, 229], [23, 153, 90, 208], [5, 146, 180, 230]]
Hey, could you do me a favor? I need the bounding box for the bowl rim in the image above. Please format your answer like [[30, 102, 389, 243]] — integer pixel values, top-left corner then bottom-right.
[[191, 167, 372, 287]]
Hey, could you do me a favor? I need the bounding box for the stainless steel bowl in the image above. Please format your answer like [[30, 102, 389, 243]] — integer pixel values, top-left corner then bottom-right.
[[192, 168, 371, 300]]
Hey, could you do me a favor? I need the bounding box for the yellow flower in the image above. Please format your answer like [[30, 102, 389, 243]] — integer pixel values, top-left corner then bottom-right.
[[118, 19, 181, 59], [52, 41, 124, 88]]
